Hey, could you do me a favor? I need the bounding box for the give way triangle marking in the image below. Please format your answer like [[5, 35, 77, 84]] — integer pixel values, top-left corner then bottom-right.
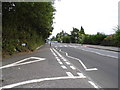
[[0, 57, 46, 69]]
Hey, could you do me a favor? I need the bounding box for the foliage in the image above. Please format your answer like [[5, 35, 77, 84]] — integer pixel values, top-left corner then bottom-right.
[[114, 28, 120, 47], [79, 26, 85, 34], [62, 35, 71, 43], [70, 28, 79, 43], [2, 2, 55, 55], [80, 32, 107, 45], [52, 26, 119, 47], [101, 27, 120, 47]]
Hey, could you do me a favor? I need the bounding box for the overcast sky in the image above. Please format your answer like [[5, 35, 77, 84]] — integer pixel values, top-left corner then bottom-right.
[[50, 0, 119, 38]]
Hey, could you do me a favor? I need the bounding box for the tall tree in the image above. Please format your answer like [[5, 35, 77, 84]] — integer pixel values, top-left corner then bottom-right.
[[71, 27, 79, 43], [80, 26, 85, 34]]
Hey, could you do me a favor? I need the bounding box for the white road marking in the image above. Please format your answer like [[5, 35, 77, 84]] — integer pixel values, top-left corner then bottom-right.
[[59, 49, 98, 71], [50, 48, 57, 57], [51, 48, 63, 64], [53, 48, 68, 62], [53, 49, 64, 59], [62, 59, 67, 62], [88, 81, 99, 88], [65, 62, 71, 65], [56, 58, 61, 62], [36, 45, 43, 50], [0, 57, 46, 69], [64, 45, 67, 47], [61, 65, 67, 69], [66, 72, 74, 77], [51, 48, 100, 88], [77, 47, 118, 59], [77, 73, 86, 78], [0, 76, 84, 89], [86, 68, 98, 71], [55, 57, 59, 59], [58, 61, 63, 65], [70, 66, 76, 70], [55, 46, 58, 47], [13, 59, 45, 66]]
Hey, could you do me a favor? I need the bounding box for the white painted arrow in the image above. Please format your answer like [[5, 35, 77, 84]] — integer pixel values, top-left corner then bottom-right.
[[0, 57, 46, 69]]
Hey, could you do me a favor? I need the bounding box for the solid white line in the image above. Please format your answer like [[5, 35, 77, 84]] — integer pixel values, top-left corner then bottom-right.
[[66, 72, 74, 77], [1, 76, 83, 89], [36, 45, 43, 50], [65, 62, 71, 65], [70, 66, 76, 70], [88, 81, 99, 88], [61, 65, 67, 69], [13, 59, 45, 66], [86, 68, 98, 71]]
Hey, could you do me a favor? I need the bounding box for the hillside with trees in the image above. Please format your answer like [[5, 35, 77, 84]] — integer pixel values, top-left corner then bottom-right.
[[2, 2, 55, 56]]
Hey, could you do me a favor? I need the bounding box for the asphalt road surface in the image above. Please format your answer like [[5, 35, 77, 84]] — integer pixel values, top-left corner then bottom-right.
[[1, 43, 119, 89]]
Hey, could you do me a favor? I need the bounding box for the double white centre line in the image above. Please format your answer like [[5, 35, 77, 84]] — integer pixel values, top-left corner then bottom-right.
[[50, 48, 100, 89]]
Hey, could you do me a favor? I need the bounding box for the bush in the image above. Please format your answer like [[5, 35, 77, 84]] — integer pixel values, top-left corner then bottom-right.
[[63, 36, 71, 43], [81, 32, 107, 45], [101, 35, 115, 46], [114, 29, 120, 47], [101, 28, 120, 47]]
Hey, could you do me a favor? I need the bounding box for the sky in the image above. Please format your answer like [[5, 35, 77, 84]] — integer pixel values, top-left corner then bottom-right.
[[50, 0, 120, 38]]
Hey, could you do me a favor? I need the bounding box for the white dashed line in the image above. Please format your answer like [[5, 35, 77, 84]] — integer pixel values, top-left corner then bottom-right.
[[77, 72, 86, 78], [63, 59, 67, 62], [61, 65, 67, 69], [55, 57, 59, 59], [56, 58, 61, 62], [65, 62, 71, 65], [70, 66, 76, 70], [58, 61, 63, 65], [88, 81, 99, 88], [66, 72, 74, 77]]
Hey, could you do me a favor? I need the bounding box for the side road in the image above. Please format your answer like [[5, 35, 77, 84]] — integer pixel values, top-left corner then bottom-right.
[[83, 44, 120, 52]]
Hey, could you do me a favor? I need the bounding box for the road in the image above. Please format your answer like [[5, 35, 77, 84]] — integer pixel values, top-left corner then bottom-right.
[[1, 43, 119, 89]]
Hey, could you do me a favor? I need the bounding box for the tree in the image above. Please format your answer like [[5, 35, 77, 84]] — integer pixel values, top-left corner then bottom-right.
[[71, 27, 79, 43], [62, 34, 71, 43], [80, 26, 85, 34], [114, 26, 120, 47], [2, 2, 55, 55]]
